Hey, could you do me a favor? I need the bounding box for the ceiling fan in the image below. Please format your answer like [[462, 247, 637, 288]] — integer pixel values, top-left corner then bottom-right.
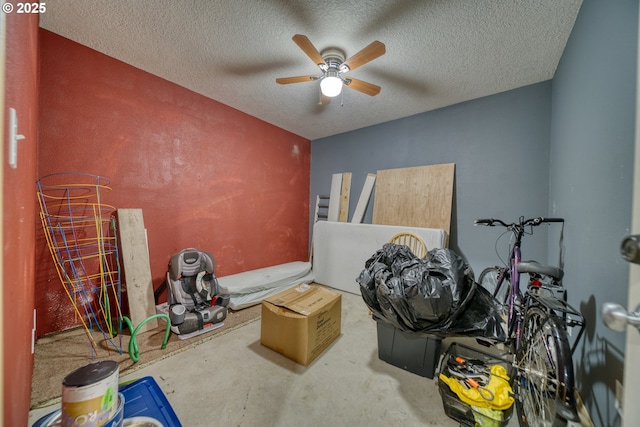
[[276, 34, 386, 104]]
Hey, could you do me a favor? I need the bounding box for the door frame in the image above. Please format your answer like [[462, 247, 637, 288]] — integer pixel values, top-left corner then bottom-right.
[[0, 4, 6, 420], [621, 6, 640, 426]]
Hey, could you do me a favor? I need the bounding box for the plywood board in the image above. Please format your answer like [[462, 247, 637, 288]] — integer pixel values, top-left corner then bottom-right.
[[351, 173, 376, 223], [117, 209, 158, 333], [372, 164, 455, 233], [339, 172, 351, 222]]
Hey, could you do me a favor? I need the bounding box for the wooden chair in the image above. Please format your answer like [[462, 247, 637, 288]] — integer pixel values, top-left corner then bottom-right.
[[389, 231, 428, 258]]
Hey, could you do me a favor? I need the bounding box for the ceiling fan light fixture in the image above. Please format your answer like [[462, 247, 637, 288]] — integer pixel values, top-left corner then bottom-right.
[[320, 69, 343, 97]]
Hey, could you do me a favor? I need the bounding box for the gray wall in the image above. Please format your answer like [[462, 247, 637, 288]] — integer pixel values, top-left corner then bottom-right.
[[550, 0, 637, 426], [311, 81, 553, 278], [310, 0, 638, 425]]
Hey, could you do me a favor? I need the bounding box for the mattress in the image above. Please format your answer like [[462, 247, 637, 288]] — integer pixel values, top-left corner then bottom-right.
[[312, 221, 447, 295], [218, 261, 314, 310]]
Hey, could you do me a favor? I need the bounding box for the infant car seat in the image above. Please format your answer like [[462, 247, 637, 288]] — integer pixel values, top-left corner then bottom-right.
[[162, 248, 229, 335]]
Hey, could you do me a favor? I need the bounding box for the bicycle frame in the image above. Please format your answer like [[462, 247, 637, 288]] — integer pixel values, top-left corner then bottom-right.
[[510, 244, 523, 349], [476, 216, 586, 425], [498, 236, 585, 355], [489, 222, 526, 351]]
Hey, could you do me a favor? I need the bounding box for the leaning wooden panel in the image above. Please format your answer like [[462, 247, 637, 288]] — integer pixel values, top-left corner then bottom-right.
[[351, 173, 376, 223], [372, 163, 455, 233], [117, 208, 159, 333], [327, 173, 342, 222], [339, 172, 352, 222]]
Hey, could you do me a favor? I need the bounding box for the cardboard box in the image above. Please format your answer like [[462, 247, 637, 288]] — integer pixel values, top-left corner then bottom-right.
[[261, 283, 342, 366]]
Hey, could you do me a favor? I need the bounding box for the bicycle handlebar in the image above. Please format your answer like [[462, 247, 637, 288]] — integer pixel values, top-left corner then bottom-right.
[[474, 217, 564, 227]]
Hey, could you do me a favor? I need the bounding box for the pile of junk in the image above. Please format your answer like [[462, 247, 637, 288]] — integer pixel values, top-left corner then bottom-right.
[[357, 245, 517, 427], [357, 243, 506, 341]]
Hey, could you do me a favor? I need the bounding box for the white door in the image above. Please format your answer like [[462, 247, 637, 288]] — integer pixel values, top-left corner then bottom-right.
[[621, 255, 640, 425], [602, 7, 640, 427], [619, 7, 640, 425]]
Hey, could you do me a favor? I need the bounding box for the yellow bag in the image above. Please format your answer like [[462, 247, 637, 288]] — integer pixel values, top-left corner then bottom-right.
[[439, 364, 514, 411], [471, 406, 503, 427]]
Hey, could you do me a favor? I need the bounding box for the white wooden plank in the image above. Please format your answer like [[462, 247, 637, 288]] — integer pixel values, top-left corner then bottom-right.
[[351, 173, 376, 223], [327, 173, 342, 222]]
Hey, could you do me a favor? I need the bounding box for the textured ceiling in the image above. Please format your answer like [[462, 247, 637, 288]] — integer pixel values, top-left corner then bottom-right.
[[39, 0, 583, 140]]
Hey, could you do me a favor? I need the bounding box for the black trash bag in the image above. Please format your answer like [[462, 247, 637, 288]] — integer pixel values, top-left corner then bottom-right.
[[357, 243, 505, 341], [444, 284, 507, 341], [358, 244, 473, 332]]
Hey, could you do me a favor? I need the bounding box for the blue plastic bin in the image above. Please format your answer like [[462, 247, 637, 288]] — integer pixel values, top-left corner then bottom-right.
[[33, 376, 181, 427]]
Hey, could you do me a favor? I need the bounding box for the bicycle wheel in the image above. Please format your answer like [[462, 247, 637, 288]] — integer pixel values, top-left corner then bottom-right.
[[478, 266, 510, 305], [515, 306, 576, 427]]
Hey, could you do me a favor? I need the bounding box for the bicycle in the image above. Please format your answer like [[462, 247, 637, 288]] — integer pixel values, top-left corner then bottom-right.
[[474, 217, 585, 427]]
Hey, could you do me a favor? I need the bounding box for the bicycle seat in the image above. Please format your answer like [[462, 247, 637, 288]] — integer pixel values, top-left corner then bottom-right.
[[517, 260, 564, 280]]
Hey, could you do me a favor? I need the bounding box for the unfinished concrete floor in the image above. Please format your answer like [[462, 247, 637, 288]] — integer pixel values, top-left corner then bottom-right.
[[29, 290, 503, 427]]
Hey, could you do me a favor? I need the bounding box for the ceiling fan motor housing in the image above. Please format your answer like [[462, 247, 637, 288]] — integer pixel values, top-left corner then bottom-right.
[[320, 47, 346, 73]]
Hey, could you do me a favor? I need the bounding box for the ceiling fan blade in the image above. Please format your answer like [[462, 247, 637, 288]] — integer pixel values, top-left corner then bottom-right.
[[276, 75, 317, 84], [344, 78, 381, 96], [341, 41, 385, 72], [292, 34, 325, 67]]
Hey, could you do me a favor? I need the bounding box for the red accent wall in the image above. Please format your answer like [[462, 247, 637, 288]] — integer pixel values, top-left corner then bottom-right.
[[4, 13, 38, 427], [37, 30, 310, 336]]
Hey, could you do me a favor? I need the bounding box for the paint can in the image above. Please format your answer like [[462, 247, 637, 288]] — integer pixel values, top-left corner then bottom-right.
[[32, 393, 124, 427], [61, 360, 119, 427], [122, 416, 164, 427]]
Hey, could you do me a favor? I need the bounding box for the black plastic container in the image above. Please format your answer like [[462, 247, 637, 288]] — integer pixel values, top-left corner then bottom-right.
[[376, 320, 442, 378]]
